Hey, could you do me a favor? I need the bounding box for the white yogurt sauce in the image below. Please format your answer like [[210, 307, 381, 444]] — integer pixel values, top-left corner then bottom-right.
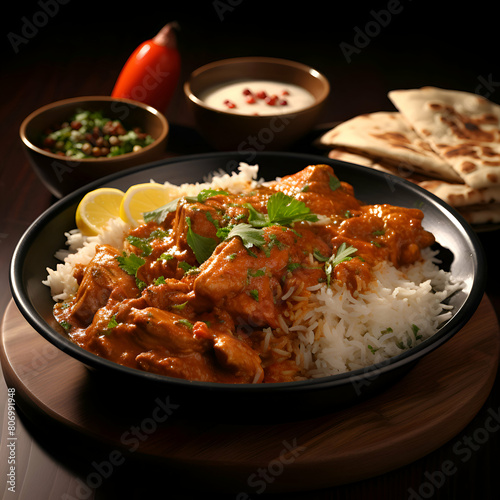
[[199, 79, 316, 116]]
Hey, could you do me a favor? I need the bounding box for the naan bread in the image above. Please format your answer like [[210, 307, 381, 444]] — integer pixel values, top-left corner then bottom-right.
[[328, 148, 427, 181], [329, 148, 500, 224], [457, 204, 500, 225], [318, 111, 462, 182], [418, 179, 500, 207], [388, 87, 500, 189]]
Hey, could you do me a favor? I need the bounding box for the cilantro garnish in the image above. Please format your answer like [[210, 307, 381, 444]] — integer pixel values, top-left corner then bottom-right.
[[329, 175, 341, 191], [127, 235, 152, 256], [324, 243, 358, 286], [143, 189, 229, 224], [171, 301, 188, 310], [116, 252, 145, 277], [411, 324, 422, 340], [286, 262, 302, 272], [178, 261, 199, 275], [102, 314, 119, 335], [247, 268, 266, 278], [225, 223, 266, 250], [107, 315, 119, 329], [185, 189, 229, 203], [249, 289, 259, 301], [154, 276, 167, 285], [185, 216, 218, 264], [157, 252, 174, 262], [313, 249, 329, 262], [143, 197, 182, 223], [60, 320, 71, 331], [175, 319, 194, 330]]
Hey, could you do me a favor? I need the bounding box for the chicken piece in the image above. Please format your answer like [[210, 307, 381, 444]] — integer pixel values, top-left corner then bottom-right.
[[129, 308, 263, 383], [70, 245, 140, 327], [126, 307, 210, 355], [193, 228, 291, 328], [168, 198, 222, 264], [272, 164, 362, 218], [213, 332, 264, 383], [141, 278, 194, 312], [136, 351, 219, 382]]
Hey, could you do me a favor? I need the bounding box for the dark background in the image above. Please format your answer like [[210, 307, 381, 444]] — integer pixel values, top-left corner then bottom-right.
[[2, 1, 500, 499], [4, 0, 499, 123]]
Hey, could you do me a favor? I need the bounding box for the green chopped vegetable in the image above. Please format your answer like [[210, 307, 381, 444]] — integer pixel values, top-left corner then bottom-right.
[[175, 319, 194, 330], [127, 235, 153, 256], [185, 189, 229, 203], [178, 261, 199, 275], [60, 320, 71, 331], [225, 223, 266, 250], [313, 249, 329, 262], [143, 197, 182, 224], [116, 252, 145, 277], [40, 108, 154, 159], [107, 315, 119, 329], [248, 268, 266, 278], [329, 175, 341, 191], [324, 243, 358, 286], [157, 252, 174, 262], [171, 301, 188, 310]]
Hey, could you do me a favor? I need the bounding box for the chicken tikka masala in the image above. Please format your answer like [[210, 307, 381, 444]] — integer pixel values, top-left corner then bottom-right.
[[54, 164, 435, 383]]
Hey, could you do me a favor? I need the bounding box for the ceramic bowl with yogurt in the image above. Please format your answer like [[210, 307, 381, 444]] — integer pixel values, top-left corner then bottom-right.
[[184, 57, 330, 151]]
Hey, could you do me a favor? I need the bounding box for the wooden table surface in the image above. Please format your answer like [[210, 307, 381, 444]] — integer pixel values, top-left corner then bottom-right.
[[2, 3, 500, 499]]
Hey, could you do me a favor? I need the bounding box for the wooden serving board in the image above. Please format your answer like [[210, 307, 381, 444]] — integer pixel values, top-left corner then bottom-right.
[[1, 296, 499, 493]]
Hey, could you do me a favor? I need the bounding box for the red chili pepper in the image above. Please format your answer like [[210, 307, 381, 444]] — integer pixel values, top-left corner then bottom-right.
[[111, 22, 181, 113]]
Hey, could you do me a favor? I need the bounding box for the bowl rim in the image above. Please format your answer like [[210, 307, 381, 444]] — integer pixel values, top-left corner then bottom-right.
[[9, 151, 487, 394], [183, 56, 331, 118], [19, 95, 169, 163]]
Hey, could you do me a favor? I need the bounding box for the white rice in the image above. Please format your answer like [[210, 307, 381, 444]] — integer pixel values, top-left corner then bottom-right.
[[42, 162, 463, 378], [284, 250, 462, 378]]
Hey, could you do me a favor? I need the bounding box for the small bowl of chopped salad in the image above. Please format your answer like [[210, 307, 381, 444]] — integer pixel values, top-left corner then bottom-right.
[[20, 96, 169, 198]]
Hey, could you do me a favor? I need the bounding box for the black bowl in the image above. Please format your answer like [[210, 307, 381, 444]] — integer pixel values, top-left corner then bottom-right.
[[9, 152, 486, 420]]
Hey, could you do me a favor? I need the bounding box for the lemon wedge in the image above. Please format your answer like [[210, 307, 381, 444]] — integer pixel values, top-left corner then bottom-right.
[[75, 187, 125, 236], [119, 182, 176, 226]]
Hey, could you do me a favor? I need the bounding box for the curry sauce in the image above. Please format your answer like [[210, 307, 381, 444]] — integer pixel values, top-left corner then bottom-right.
[[54, 164, 435, 383]]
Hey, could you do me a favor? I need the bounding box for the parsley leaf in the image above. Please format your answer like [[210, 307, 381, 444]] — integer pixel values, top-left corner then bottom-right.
[[185, 216, 218, 264]]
